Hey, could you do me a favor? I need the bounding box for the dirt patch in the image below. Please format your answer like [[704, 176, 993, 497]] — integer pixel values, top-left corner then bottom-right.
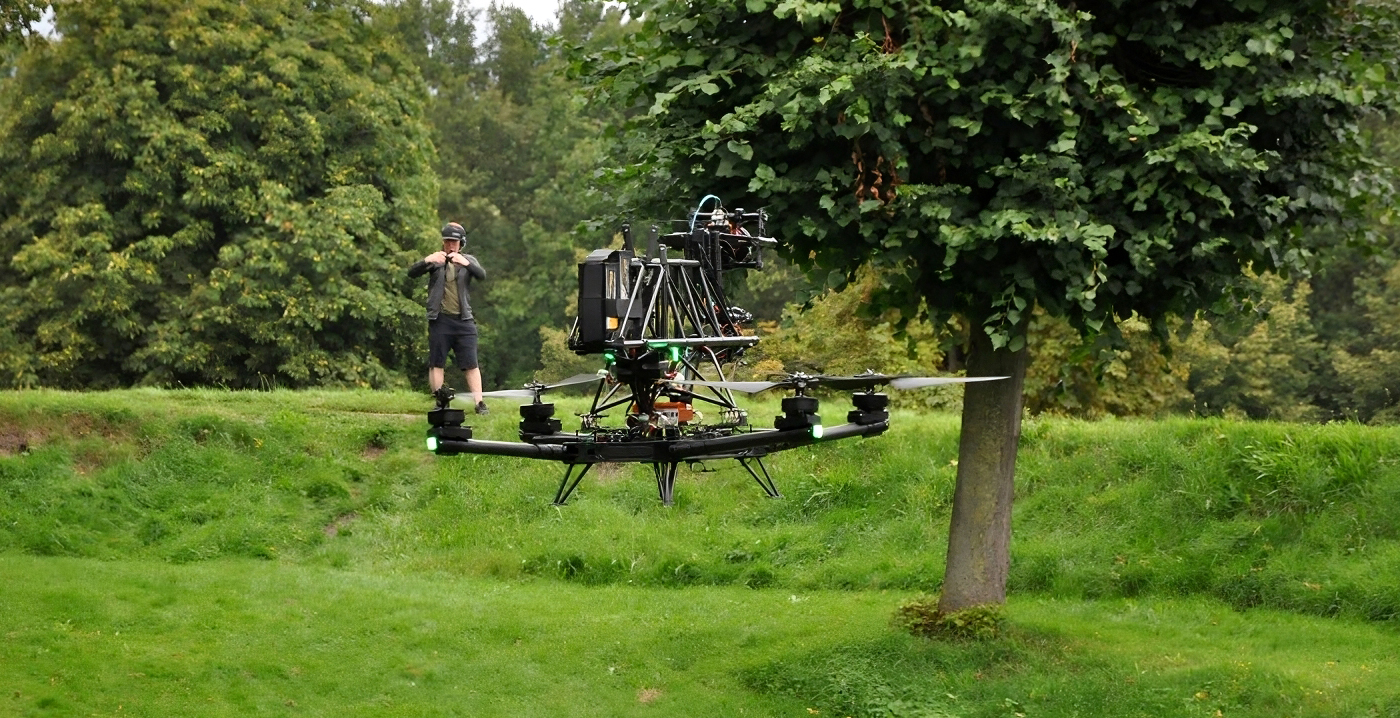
[[73, 449, 103, 475], [636, 688, 662, 704], [64, 413, 133, 441], [361, 445, 387, 460], [587, 462, 629, 485], [324, 512, 358, 537], [0, 424, 42, 456]]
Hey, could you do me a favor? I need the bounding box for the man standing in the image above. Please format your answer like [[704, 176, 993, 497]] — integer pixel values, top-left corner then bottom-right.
[[409, 222, 488, 413]]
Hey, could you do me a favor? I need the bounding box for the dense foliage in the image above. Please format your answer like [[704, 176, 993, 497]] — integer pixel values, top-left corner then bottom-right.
[[0, 0, 44, 41], [763, 252, 1400, 423], [381, 0, 630, 388], [593, 0, 1400, 346], [2, 0, 1399, 417], [0, 0, 438, 388]]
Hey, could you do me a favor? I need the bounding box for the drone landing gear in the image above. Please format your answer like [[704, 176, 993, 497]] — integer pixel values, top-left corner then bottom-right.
[[552, 463, 594, 506], [738, 457, 781, 498], [652, 462, 680, 506], [552, 457, 781, 507]]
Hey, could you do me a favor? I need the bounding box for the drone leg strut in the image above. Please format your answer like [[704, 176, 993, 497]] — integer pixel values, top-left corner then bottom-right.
[[552, 463, 593, 506], [738, 457, 781, 498], [652, 462, 679, 506]]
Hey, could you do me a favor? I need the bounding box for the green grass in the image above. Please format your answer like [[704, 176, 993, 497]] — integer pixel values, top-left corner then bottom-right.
[[4, 556, 1397, 717], [3, 389, 1400, 716], [3, 390, 1398, 619]]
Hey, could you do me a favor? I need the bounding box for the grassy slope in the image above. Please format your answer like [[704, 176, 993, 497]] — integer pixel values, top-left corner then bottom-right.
[[3, 389, 1398, 618], [2, 389, 1399, 716]]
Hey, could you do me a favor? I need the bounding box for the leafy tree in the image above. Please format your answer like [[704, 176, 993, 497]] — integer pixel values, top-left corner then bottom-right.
[[1022, 309, 1190, 418], [1, 1, 44, 41], [1300, 117, 1400, 421], [755, 266, 947, 370], [1, 0, 45, 75], [1171, 117, 1400, 424], [1327, 260, 1400, 421], [1176, 272, 1325, 421], [589, 0, 1400, 610], [377, 0, 478, 92], [399, 0, 628, 389], [484, 1, 546, 104], [0, 0, 437, 388]]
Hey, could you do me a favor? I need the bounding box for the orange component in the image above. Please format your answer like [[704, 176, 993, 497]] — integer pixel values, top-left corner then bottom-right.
[[653, 401, 695, 423]]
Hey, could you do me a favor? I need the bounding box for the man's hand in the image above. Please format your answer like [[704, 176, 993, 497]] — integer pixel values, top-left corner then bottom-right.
[[425, 251, 447, 263], [449, 253, 471, 267]]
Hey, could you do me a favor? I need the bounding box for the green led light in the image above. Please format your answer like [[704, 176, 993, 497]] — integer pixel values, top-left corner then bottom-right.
[[669, 346, 681, 362], [603, 351, 616, 364], [426, 435, 439, 452], [810, 424, 824, 439], [647, 340, 668, 349]]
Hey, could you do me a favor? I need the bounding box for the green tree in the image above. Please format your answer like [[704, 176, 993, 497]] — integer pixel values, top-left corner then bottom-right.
[[377, 0, 478, 92], [1176, 272, 1325, 421], [1329, 260, 1400, 421], [590, 0, 1400, 610], [1172, 117, 1400, 424], [400, 0, 627, 389], [0, 0, 437, 388], [1, 0, 45, 75], [755, 265, 948, 373], [1022, 309, 1191, 418], [1, 1, 44, 40]]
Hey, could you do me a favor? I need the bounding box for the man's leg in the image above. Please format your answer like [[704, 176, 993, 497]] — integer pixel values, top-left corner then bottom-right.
[[463, 368, 483, 404], [427, 320, 450, 393], [456, 328, 485, 412]]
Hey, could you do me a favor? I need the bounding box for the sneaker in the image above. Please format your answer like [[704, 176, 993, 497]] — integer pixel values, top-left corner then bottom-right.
[[475, 401, 489, 415]]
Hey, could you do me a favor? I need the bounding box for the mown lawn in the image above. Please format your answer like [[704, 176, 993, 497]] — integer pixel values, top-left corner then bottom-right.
[[4, 556, 1398, 717]]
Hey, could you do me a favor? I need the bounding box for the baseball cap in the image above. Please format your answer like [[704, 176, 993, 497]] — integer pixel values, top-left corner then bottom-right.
[[441, 222, 466, 242]]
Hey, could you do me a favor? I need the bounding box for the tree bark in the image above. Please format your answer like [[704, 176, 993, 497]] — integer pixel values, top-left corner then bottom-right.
[[937, 326, 1029, 612]]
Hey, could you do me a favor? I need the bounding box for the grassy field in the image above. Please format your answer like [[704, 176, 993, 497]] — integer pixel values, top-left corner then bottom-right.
[[3, 389, 1399, 716]]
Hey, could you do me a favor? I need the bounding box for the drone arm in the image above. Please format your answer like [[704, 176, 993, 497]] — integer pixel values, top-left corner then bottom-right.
[[433, 438, 568, 459], [668, 420, 887, 460]]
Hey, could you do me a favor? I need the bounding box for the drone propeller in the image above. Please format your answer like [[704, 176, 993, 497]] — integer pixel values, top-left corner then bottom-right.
[[478, 372, 605, 400], [667, 372, 1007, 394], [888, 376, 1005, 389], [668, 378, 782, 394]]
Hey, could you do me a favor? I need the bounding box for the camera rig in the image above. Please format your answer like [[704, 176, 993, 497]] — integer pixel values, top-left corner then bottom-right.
[[425, 197, 1001, 505]]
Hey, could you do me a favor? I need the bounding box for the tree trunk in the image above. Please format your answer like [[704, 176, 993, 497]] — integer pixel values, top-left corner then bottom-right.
[[937, 326, 1029, 612]]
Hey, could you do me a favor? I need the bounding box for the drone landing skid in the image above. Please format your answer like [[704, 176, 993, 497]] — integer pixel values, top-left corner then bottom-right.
[[738, 457, 781, 499], [553, 462, 593, 506], [439, 420, 885, 506], [551, 461, 687, 507], [652, 462, 679, 506]]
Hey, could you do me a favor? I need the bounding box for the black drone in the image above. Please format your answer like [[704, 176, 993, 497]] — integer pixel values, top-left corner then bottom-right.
[[426, 197, 1002, 505]]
